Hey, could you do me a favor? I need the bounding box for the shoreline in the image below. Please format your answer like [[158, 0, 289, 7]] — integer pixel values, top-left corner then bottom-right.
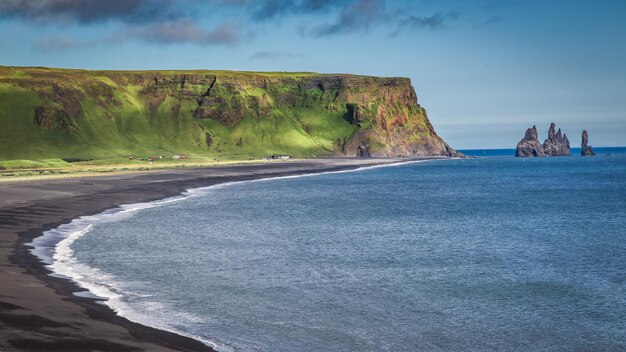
[[0, 157, 433, 351]]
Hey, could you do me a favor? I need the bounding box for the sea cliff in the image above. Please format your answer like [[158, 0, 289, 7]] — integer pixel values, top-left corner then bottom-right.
[[0, 66, 460, 161], [581, 130, 595, 156], [516, 122, 570, 157]]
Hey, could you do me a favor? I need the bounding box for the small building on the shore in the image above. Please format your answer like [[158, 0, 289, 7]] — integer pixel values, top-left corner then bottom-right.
[[172, 154, 187, 160], [265, 155, 291, 160]]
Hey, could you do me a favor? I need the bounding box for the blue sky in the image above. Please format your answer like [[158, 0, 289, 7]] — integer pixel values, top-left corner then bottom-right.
[[1, 0, 625, 148]]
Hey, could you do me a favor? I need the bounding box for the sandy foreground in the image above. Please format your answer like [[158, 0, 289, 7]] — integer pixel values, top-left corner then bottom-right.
[[0, 157, 427, 351]]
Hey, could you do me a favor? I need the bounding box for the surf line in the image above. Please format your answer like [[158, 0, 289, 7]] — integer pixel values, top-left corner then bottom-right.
[[28, 157, 439, 351]]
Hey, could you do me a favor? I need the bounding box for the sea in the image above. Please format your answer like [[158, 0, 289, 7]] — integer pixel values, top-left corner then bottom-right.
[[30, 147, 626, 352]]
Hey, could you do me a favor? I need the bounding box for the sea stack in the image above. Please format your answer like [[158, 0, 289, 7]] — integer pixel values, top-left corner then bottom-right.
[[515, 122, 570, 157], [581, 130, 596, 156], [543, 123, 570, 156], [515, 125, 546, 157]]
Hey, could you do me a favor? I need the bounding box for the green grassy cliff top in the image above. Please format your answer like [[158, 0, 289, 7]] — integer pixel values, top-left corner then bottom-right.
[[0, 65, 457, 167]]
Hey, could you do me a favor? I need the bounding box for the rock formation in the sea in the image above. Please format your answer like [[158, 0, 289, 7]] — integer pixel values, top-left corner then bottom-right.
[[542, 123, 570, 156], [515, 123, 570, 157], [515, 125, 546, 157], [581, 130, 596, 156], [0, 65, 462, 160]]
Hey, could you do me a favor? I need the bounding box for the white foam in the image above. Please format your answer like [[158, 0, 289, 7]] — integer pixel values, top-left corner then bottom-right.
[[185, 158, 434, 196], [28, 194, 233, 351], [27, 158, 439, 351]]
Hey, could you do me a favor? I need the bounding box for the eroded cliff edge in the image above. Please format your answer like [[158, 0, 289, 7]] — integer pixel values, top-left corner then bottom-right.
[[0, 66, 460, 160]]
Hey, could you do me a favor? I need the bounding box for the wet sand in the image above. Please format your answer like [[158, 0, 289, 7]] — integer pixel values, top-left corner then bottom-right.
[[0, 158, 412, 351]]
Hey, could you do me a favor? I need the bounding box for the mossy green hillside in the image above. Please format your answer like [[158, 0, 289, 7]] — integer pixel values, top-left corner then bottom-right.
[[0, 65, 458, 162]]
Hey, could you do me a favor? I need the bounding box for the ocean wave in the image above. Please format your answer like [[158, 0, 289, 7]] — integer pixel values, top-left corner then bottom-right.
[[27, 159, 433, 351]]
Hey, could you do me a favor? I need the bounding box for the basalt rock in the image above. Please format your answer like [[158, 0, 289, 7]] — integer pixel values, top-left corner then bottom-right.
[[515, 125, 545, 157], [581, 130, 595, 156], [516, 123, 570, 157], [543, 123, 570, 156]]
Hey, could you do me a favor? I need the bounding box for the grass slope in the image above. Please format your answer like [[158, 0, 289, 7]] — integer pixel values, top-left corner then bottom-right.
[[0, 65, 438, 165]]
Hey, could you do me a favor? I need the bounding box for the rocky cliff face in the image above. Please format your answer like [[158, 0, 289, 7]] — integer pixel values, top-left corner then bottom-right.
[[581, 130, 596, 156], [516, 123, 570, 157], [0, 66, 460, 160], [543, 123, 570, 156], [515, 125, 545, 157]]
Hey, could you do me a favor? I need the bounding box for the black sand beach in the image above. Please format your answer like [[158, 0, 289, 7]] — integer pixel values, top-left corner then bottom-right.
[[0, 158, 410, 351]]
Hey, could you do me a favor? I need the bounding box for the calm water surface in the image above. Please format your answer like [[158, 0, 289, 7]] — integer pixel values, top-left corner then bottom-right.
[[66, 150, 626, 351]]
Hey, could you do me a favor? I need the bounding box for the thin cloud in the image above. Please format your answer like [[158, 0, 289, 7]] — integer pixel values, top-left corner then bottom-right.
[[219, 0, 249, 5], [481, 16, 504, 26], [12, 0, 467, 50], [309, 0, 384, 37], [390, 11, 459, 36], [36, 36, 98, 51], [250, 51, 302, 60], [0, 0, 181, 24], [132, 20, 240, 46], [250, 0, 348, 21], [36, 21, 240, 50]]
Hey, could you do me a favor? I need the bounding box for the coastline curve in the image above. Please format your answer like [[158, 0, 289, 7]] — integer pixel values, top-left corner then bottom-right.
[[26, 158, 437, 351]]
